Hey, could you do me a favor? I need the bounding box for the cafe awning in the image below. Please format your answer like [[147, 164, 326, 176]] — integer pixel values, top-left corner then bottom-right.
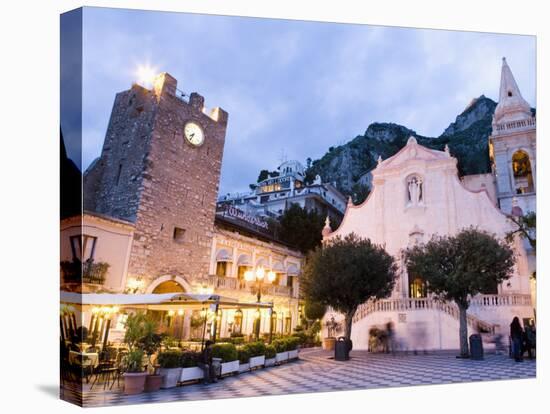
[[60, 291, 273, 311]]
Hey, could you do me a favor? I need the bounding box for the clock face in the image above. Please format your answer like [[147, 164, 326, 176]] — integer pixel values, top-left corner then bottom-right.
[[184, 121, 204, 146]]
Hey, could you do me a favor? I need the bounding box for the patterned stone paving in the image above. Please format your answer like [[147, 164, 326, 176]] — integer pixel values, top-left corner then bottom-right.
[[61, 348, 536, 407]]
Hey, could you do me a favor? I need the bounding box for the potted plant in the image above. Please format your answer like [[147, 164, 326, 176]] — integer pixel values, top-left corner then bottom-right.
[[140, 323, 163, 392], [287, 336, 300, 360], [212, 343, 239, 376], [247, 341, 266, 369], [273, 338, 288, 364], [158, 350, 183, 388], [122, 312, 149, 395], [179, 351, 204, 382], [122, 349, 147, 394], [264, 344, 276, 367], [237, 346, 251, 373]]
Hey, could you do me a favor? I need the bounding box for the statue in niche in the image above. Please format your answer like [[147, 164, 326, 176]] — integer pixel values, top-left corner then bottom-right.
[[407, 176, 423, 206]]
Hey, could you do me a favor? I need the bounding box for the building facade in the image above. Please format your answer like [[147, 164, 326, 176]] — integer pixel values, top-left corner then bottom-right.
[[218, 160, 347, 222], [322, 136, 534, 350]]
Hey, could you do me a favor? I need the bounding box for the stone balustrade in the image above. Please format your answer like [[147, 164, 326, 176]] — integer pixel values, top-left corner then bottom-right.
[[352, 294, 532, 333], [493, 117, 536, 135]]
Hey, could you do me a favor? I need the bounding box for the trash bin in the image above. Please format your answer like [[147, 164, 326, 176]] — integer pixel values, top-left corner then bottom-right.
[[335, 336, 352, 361], [469, 334, 484, 360], [211, 357, 222, 381]]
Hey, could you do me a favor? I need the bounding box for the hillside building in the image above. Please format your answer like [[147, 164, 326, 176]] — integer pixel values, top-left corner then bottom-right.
[[218, 160, 347, 222]]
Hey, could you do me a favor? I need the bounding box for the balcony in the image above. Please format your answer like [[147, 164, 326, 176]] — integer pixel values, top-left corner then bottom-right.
[[197, 275, 299, 298], [61, 259, 109, 285]]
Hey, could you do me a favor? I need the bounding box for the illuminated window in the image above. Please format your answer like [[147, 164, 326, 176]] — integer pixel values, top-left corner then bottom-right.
[[216, 261, 227, 277], [234, 309, 243, 333], [512, 151, 534, 194], [237, 266, 250, 280], [409, 273, 427, 298]]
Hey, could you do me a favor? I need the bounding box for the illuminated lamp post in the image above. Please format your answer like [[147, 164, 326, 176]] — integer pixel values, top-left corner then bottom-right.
[[244, 267, 276, 340]]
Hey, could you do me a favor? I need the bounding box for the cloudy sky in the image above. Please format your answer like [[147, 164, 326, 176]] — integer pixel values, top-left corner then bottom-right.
[[72, 7, 535, 194]]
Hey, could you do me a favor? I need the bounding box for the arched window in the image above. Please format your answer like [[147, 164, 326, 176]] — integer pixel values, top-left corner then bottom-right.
[[408, 271, 427, 298], [406, 174, 424, 206], [233, 309, 243, 334], [512, 151, 534, 194]]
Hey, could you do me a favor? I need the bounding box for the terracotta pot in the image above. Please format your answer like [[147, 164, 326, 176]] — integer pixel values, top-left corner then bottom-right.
[[144, 374, 162, 392], [123, 372, 147, 395], [323, 337, 336, 351]]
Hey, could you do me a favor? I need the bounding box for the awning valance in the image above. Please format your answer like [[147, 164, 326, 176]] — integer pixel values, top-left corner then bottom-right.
[[286, 263, 300, 276], [216, 248, 232, 262], [272, 261, 285, 272], [256, 258, 269, 268], [60, 291, 273, 311], [237, 254, 252, 266]]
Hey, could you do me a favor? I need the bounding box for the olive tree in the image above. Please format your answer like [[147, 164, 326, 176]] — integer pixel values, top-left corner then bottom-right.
[[302, 233, 397, 341], [405, 227, 515, 358]]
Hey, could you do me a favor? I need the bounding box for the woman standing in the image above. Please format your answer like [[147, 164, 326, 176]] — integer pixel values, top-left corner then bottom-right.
[[510, 317, 524, 362]]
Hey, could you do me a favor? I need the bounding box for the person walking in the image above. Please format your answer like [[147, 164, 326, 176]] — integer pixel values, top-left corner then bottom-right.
[[386, 321, 396, 355], [510, 317, 524, 362], [524, 321, 536, 359]]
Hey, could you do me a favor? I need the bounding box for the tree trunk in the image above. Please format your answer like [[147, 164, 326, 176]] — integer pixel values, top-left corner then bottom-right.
[[344, 311, 354, 340], [458, 304, 469, 358]]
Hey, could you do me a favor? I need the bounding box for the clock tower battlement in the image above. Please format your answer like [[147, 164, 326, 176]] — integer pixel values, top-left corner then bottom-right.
[[84, 72, 229, 286]]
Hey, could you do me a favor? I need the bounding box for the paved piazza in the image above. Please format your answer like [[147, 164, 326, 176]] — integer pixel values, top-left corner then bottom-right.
[[62, 347, 536, 407]]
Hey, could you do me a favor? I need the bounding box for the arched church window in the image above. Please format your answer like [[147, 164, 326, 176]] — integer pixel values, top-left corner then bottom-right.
[[508, 91, 513, 97], [408, 272, 427, 298], [512, 151, 534, 194], [406, 175, 424, 206]]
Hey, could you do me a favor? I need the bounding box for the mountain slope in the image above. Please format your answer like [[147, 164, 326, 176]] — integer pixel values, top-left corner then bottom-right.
[[304, 95, 499, 196]]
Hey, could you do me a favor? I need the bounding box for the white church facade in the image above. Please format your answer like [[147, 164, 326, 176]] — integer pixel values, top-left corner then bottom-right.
[[321, 58, 535, 351]]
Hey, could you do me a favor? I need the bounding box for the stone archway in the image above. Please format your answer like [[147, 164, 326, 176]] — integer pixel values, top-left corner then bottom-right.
[[146, 275, 192, 293], [146, 275, 192, 340]]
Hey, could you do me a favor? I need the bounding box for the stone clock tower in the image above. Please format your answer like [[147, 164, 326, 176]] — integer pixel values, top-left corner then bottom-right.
[[84, 73, 228, 291]]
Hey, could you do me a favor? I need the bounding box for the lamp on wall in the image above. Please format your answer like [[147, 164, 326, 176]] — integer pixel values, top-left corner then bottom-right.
[[126, 277, 145, 294]]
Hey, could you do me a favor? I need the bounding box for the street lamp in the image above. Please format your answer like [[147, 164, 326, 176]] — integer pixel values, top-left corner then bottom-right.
[[244, 266, 276, 341], [244, 267, 276, 303]]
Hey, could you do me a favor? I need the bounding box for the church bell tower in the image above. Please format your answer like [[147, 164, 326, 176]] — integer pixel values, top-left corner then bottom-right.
[[489, 58, 536, 215]]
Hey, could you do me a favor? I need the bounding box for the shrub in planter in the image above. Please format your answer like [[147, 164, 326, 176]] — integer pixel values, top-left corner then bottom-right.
[[244, 342, 266, 369], [158, 350, 182, 388], [179, 351, 203, 382], [245, 341, 266, 357], [158, 350, 182, 368], [286, 337, 300, 360], [272, 339, 287, 353], [272, 339, 289, 364], [213, 343, 239, 375], [237, 347, 251, 363], [264, 344, 277, 367], [180, 351, 200, 367], [212, 343, 238, 362], [265, 344, 276, 359]]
